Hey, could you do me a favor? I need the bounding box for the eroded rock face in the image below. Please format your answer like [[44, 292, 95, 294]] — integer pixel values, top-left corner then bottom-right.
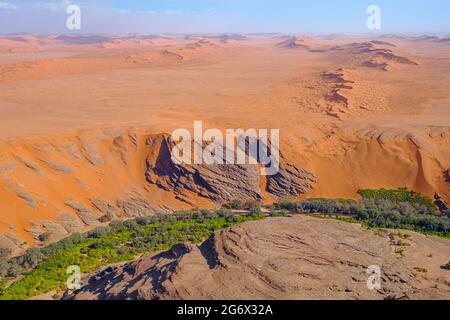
[[266, 162, 317, 199], [145, 134, 316, 203], [116, 197, 156, 218], [434, 193, 449, 212], [90, 198, 119, 221], [64, 199, 100, 226], [67, 216, 450, 300], [0, 233, 24, 257]]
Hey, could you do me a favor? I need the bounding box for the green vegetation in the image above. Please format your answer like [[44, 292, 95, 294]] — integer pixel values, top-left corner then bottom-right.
[[269, 209, 290, 217], [223, 199, 262, 211], [357, 188, 435, 208], [273, 188, 449, 238], [1, 188, 447, 300], [0, 210, 264, 300]]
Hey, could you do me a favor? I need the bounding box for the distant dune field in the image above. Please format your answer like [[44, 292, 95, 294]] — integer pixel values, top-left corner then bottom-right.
[[0, 34, 449, 253]]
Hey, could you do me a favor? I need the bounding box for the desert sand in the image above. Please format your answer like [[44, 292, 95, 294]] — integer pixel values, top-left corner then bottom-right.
[[0, 34, 449, 252]]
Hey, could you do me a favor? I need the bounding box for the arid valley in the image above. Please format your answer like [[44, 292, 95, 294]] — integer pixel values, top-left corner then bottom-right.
[[0, 33, 449, 300]]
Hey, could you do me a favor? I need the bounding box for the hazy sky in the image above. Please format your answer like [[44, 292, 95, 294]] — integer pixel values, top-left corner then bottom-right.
[[0, 0, 449, 35]]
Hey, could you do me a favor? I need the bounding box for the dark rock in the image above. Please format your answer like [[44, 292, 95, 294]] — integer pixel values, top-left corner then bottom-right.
[[145, 134, 316, 203], [64, 199, 100, 226], [434, 193, 449, 212]]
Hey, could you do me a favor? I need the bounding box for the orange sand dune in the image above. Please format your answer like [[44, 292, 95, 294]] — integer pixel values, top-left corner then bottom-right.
[[0, 35, 449, 252]]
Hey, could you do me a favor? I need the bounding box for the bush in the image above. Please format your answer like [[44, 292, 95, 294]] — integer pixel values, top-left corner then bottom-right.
[[0, 212, 262, 300], [16, 248, 45, 270], [6, 263, 22, 278], [269, 210, 289, 217], [0, 260, 9, 278], [217, 207, 232, 217], [273, 199, 299, 211], [87, 226, 110, 239], [272, 195, 449, 235], [230, 200, 245, 210], [123, 220, 140, 231], [225, 215, 240, 223], [249, 205, 262, 217], [109, 220, 126, 232], [358, 188, 435, 208]]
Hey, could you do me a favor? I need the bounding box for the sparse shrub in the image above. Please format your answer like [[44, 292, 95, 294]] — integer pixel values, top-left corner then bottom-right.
[[358, 188, 435, 208], [109, 220, 126, 232], [0, 259, 9, 278], [249, 205, 262, 217], [274, 198, 299, 211], [192, 211, 203, 219], [225, 215, 240, 223], [16, 248, 45, 270], [230, 200, 244, 210], [269, 191, 449, 235], [123, 220, 139, 231], [6, 263, 22, 278], [87, 226, 110, 239], [217, 207, 232, 217]]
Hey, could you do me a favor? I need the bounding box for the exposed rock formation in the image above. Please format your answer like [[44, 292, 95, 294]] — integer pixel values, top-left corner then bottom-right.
[[277, 36, 326, 52], [321, 69, 354, 108], [331, 42, 418, 69], [67, 216, 450, 300], [116, 197, 156, 218], [434, 193, 449, 213], [266, 162, 317, 199], [145, 134, 316, 203], [362, 60, 389, 71], [64, 199, 100, 226], [0, 233, 25, 257], [90, 198, 119, 221]]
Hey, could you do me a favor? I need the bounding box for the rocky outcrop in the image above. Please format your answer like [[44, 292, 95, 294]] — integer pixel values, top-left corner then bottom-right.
[[116, 197, 156, 218], [362, 60, 389, 71], [331, 42, 418, 69], [434, 193, 449, 213], [444, 169, 450, 183], [12, 183, 38, 209], [321, 69, 354, 108], [67, 216, 450, 300], [0, 233, 24, 257], [145, 134, 315, 203], [56, 212, 85, 233], [266, 162, 317, 199], [25, 220, 69, 242], [41, 159, 73, 174], [276, 36, 326, 52], [90, 198, 119, 221], [64, 199, 100, 226], [81, 142, 103, 166]]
